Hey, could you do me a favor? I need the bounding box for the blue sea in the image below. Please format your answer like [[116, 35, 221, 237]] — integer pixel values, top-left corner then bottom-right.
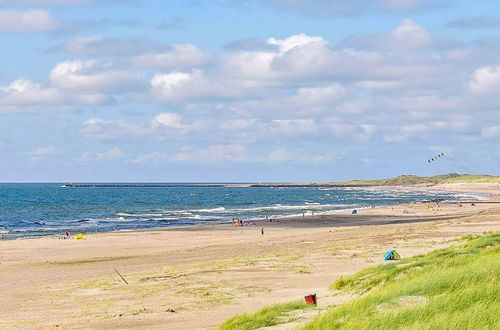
[[0, 183, 479, 239]]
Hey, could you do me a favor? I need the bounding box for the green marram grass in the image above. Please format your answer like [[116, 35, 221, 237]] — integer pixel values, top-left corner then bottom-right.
[[217, 300, 313, 330], [303, 231, 500, 329]]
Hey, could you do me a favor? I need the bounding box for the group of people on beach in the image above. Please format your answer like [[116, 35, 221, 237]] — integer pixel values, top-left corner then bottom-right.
[[266, 215, 279, 223], [232, 218, 254, 226], [232, 215, 281, 227]]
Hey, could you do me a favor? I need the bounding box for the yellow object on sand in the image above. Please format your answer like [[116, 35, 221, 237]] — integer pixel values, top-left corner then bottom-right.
[[74, 233, 84, 240]]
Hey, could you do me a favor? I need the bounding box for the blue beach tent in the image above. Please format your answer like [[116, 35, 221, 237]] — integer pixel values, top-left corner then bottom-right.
[[384, 250, 401, 260]]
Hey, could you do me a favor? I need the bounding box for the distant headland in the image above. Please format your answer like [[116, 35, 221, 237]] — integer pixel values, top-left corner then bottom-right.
[[61, 173, 500, 188]]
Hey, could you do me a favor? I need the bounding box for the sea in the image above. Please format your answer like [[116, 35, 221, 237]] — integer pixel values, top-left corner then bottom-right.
[[0, 183, 481, 239]]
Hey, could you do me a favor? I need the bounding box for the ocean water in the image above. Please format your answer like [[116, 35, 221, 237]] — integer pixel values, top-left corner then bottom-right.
[[0, 183, 479, 238]]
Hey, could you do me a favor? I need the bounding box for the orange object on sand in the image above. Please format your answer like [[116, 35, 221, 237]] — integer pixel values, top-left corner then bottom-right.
[[305, 294, 317, 305]]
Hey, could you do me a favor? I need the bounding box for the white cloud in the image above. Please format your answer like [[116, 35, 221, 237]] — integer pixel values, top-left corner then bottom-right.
[[431, 120, 468, 131], [339, 19, 432, 51], [50, 60, 145, 94], [355, 80, 401, 89], [469, 66, 500, 94], [336, 99, 370, 114], [447, 16, 500, 30], [267, 148, 337, 163], [389, 19, 432, 50], [224, 83, 348, 117], [383, 134, 409, 142], [293, 84, 347, 106], [80, 118, 146, 139], [113, 24, 457, 107], [482, 126, 500, 139], [81, 113, 201, 140], [133, 44, 209, 68], [222, 33, 339, 84], [61, 36, 164, 56], [400, 123, 429, 133], [324, 119, 377, 141], [267, 33, 326, 52], [81, 148, 125, 162], [176, 144, 247, 162], [223, 50, 276, 82], [0, 78, 111, 112], [385, 118, 469, 142], [0, 59, 149, 112], [0, 79, 65, 106], [219, 119, 257, 130], [128, 152, 170, 164], [271, 119, 316, 135], [62, 37, 209, 69], [378, 92, 463, 111], [311, 152, 337, 163], [220, 26, 440, 93], [360, 124, 377, 135], [151, 113, 186, 129], [264, 0, 445, 17], [150, 69, 241, 101], [268, 148, 293, 162], [0, 10, 57, 33], [150, 72, 194, 101], [29, 146, 55, 156], [96, 147, 123, 160]]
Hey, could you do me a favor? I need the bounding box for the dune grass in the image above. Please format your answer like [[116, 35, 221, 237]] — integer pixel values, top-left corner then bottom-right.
[[303, 231, 500, 329], [251, 173, 500, 187], [218, 300, 313, 330], [327, 173, 500, 186]]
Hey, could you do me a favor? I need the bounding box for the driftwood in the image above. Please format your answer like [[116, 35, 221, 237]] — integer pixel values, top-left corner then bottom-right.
[[113, 267, 129, 285]]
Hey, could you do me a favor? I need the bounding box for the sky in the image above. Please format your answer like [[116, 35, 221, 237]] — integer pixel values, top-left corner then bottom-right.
[[0, 0, 500, 182]]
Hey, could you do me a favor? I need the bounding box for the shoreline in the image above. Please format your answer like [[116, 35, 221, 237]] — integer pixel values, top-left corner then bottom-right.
[[1, 183, 492, 241]]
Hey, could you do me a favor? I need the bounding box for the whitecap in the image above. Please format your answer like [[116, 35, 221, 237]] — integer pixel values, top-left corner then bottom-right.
[[189, 207, 226, 213], [116, 212, 163, 217]]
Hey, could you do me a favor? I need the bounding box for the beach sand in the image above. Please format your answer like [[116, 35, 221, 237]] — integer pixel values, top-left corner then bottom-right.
[[1, 184, 499, 329]]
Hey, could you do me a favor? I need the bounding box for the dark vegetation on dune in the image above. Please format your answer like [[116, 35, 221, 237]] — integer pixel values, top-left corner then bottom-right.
[[327, 173, 500, 186], [251, 173, 500, 187]]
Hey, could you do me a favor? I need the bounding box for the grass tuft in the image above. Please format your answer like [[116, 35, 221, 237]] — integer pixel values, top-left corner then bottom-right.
[[218, 300, 313, 330]]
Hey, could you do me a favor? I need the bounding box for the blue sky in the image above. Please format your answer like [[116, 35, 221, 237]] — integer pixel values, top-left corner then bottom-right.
[[1, 0, 499, 182]]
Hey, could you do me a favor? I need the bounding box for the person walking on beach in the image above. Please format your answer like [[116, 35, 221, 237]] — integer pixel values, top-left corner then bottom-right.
[[261, 228, 264, 235]]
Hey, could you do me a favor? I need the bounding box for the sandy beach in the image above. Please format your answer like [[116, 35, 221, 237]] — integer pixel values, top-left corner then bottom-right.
[[1, 183, 499, 329]]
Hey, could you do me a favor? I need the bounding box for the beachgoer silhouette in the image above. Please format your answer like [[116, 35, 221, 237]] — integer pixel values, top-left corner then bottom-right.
[[261, 228, 264, 235]]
